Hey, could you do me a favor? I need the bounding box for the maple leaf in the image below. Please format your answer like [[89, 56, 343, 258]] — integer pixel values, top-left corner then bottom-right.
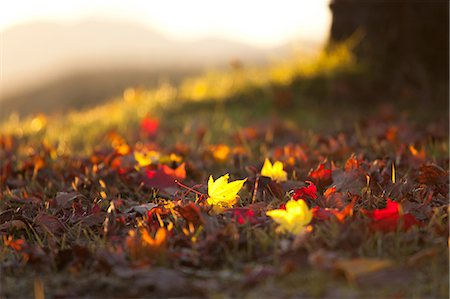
[[3, 235, 25, 251], [174, 202, 204, 226], [134, 150, 160, 168], [207, 174, 247, 212], [160, 163, 186, 180], [226, 208, 257, 224], [370, 199, 420, 232], [140, 117, 159, 136], [209, 144, 231, 162], [144, 164, 185, 191], [126, 227, 167, 261], [141, 227, 167, 248], [292, 181, 317, 200], [309, 163, 332, 186], [266, 199, 313, 234], [261, 158, 287, 182], [312, 198, 355, 222]]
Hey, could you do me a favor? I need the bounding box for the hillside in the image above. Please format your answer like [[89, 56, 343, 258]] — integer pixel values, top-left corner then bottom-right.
[[1, 19, 310, 118]]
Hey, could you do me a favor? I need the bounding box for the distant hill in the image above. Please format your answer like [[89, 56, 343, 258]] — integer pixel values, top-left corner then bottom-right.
[[0, 19, 317, 118]]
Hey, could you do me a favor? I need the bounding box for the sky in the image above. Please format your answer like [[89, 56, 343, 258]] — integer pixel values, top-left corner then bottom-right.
[[0, 0, 331, 48]]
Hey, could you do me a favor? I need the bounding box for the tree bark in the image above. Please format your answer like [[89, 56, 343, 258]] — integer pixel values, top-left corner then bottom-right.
[[329, 0, 448, 102]]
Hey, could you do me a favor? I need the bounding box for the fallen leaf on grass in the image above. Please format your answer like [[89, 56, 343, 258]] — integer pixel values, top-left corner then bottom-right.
[[126, 227, 167, 262], [135, 150, 160, 167], [261, 158, 287, 182], [309, 163, 332, 187], [266, 199, 312, 235], [0, 220, 27, 231], [369, 199, 420, 232], [407, 247, 438, 267], [207, 174, 247, 212], [226, 208, 257, 225], [417, 164, 449, 196], [335, 258, 393, 281], [292, 181, 317, 200], [144, 163, 187, 191], [3, 235, 25, 251], [140, 117, 159, 136], [209, 144, 231, 162], [34, 214, 65, 233], [55, 192, 84, 209], [175, 202, 205, 226]]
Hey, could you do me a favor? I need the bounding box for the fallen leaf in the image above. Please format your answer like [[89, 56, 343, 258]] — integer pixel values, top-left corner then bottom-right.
[[309, 163, 332, 187], [140, 117, 159, 136], [226, 208, 257, 224], [0, 220, 27, 231], [370, 199, 420, 232], [266, 199, 312, 234], [55, 192, 84, 209], [207, 174, 247, 212], [292, 181, 317, 200], [34, 214, 65, 233], [261, 158, 288, 182], [335, 258, 393, 281], [175, 203, 205, 226]]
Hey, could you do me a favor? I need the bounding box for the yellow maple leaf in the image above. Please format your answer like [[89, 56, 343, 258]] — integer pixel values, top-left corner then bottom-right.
[[261, 158, 287, 182], [134, 150, 160, 168], [266, 199, 312, 234], [207, 174, 247, 212]]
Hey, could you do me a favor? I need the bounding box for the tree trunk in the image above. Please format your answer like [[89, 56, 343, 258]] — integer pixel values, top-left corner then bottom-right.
[[329, 0, 448, 103]]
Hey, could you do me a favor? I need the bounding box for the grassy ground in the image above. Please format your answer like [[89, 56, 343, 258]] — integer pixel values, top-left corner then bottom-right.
[[1, 44, 448, 298]]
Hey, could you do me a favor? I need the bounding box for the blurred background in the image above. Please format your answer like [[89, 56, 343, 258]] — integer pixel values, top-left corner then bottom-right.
[[0, 0, 448, 150], [1, 0, 329, 117]]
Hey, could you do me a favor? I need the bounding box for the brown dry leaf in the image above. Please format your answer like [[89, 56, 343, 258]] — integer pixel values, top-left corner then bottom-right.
[[418, 164, 448, 186], [77, 213, 107, 227], [0, 220, 27, 231], [407, 248, 438, 267], [55, 192, 84, 209], [331, 169, 365, 195], [335, 258, 393, 281], [34, 214, 65, 233]]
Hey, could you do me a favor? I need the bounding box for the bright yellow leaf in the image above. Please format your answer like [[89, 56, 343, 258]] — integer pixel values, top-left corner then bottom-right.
[[266, 199, 312, 234], [261, 158, 287, 182], [159, 153, 183, 164], [207, 174, 247, 212], [134, 150, 160, 167]]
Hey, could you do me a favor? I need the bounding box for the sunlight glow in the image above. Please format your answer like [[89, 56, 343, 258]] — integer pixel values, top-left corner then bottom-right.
[[0, 0, 331, 47]]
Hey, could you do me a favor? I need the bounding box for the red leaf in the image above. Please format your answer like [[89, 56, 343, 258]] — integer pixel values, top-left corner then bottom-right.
[[312, 199, 354, 222], [140, 117, 159, 136], [3, 235, 25, 251], [309, 163, 332, 187], [292, 181, 317, 200], [145, 169, 177, 190], [175, 203, 204, 226], [144, 164, 186, 191], [372, 199, 399, 221], [226, 208, 257, 224], [370, 199, 420, 232]]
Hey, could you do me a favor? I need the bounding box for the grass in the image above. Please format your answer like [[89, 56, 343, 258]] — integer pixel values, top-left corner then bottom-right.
[[1, 41, 448, 298], [0, 42, 357, 153]]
